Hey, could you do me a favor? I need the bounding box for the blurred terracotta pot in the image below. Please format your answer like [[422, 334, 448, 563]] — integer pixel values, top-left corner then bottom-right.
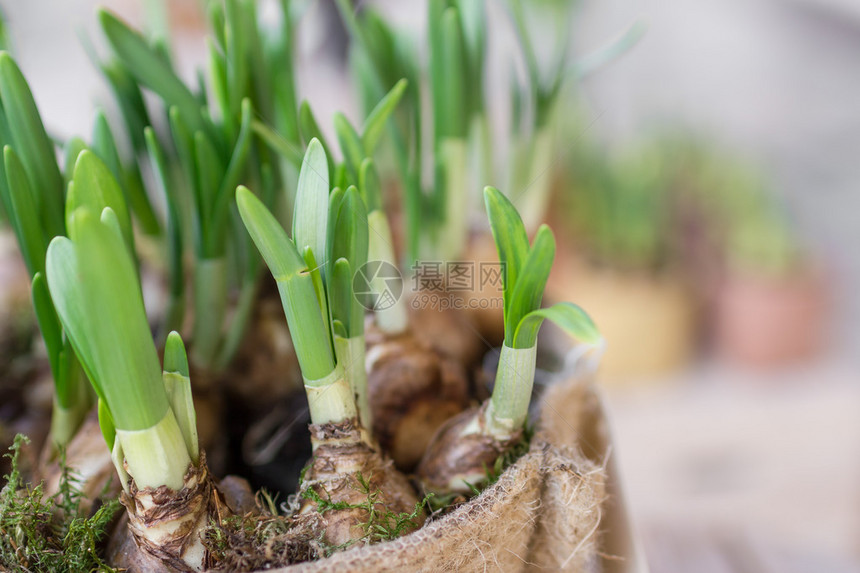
[[547, 258, 697, 383], [713, 266, 828, 368]]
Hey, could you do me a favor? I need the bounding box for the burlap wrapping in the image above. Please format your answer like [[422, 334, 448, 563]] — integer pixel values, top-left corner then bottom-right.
[[259, 376, 609, 573]]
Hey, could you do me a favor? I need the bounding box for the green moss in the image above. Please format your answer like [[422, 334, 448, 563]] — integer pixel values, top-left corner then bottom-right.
[[302, 471, 431, 552], [0, 435, 121, 572], [485, 421, 534, 487]]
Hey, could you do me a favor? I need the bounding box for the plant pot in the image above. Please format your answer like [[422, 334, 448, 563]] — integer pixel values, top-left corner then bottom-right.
[[217, 369, 645, 573], [713, 266, 828, 368], [548, 257, 697, 383]]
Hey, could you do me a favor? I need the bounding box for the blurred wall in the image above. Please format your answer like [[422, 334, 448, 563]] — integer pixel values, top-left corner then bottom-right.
[[575, 0, 860, 359]]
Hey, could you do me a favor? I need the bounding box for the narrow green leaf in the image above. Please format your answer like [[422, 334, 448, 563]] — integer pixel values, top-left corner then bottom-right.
[[251, 119, 304, 166], [0, 8, 10, 53], [349, 46, 385, 124], [224, 0, 250, 121], [91, 109, 161, 235], [207, 0, 226, 50], [333, 187, 369, 280], [99, 9, 208, 136], [53, 349, 91, 414], [162, 331, 197, 461], [328, 187, 368, 337], [237, 186, 306, 281], [236, 186, 335, 380], [99, 206, 126, 247], [98, 398, 116, 450], [91, 110, 123, 183], [42, 237, 96, 396], [360, 77, 407, 155], [455, 0, 486, 118], [190, 257, 227, 369], [268, 5, 299, 145], [513, 302, 602, 349], [212, 98, 253, 233], [334, 0, 365, 48], [334, 113, 364, 184], [325, 186, 345, 279], [302, 245, 331, 351], [214, 265, 259, 371], [0, 53, 64, 237], [330, 258, 353, 336], [3, 145, 47, 276], [195, 130, 223, 207], [298, 101, 335, 178], [31, 273, 62, 380], [207, 37, 230, 129], [0, 92, 12, 156], [143, 0, 172, 61], [144, 127, 184, 322], [510, 66, 524, 134], [430, 6, 467, 141], [194, 131, 224, 255], [358, 158, 382, 214], [332, 318, 348, 340], [241, 0, 273, 122], [196, 59, 210, 110], [507, 225, 555, 347], [484, 186, 529, 317], [62, 137, 87, 187], [123, 163, 161, 235], [100, 59, 150, 152], [67, 150, 134, 248], [292, 138, 329, 265], [334, 164, 349, 191], [0, 115, 10, 222], [168, 107, 200, 228], [162, 370, 198, 462], [46, 211, 167, 431]]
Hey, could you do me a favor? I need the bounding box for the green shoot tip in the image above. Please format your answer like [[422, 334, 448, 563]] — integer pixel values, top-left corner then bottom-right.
[[163, 331, 190, 377]]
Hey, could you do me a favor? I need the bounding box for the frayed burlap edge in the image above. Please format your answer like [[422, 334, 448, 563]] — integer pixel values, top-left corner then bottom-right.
[[252, 376, 607, 573]]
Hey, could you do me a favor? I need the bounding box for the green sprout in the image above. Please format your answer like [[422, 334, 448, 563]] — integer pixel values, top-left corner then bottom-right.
[[261, 80, 411, 336], [336, 0, 483, 262], [416, 188, 601, 496], [98, 1, 302, 372], [337, 0, 644, 260], [237, 139, 371, 428], [483, 186, 601, 435], [46, 205, 198, 492], [44, 185, 209, 572], [0, 53, 97, 450]]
